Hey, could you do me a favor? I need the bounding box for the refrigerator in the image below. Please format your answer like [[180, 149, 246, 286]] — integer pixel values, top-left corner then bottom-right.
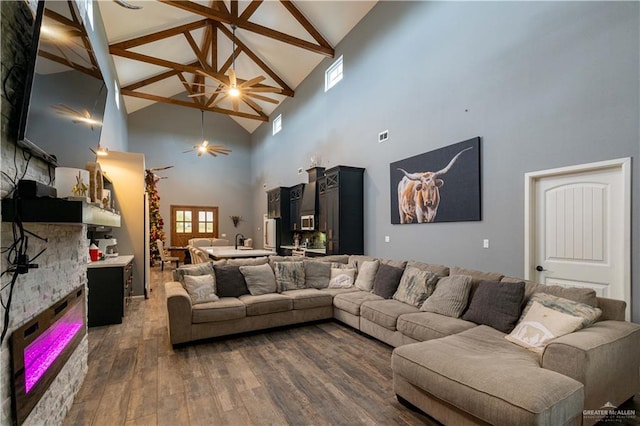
[[264, 214, 279, 251]]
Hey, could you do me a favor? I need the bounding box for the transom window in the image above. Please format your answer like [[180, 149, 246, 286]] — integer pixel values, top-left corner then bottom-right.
[[273, 114, 282, 135], [325, 55, 343, 92]]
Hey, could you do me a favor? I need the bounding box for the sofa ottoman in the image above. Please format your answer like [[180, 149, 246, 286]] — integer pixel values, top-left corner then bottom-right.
[[392, 325, 584, 425]]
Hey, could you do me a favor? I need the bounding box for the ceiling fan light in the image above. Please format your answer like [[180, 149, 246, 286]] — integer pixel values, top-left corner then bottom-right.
[[228, 87, 240, 97], [96, 146, 109, 156], [198, 145, 207, 153]]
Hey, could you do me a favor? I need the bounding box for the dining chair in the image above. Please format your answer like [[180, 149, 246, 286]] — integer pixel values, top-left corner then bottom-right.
[[156, 239, 180, 271]]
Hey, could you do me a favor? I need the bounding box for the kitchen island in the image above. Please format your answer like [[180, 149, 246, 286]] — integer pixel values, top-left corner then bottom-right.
[[202, 246, 276, 260]]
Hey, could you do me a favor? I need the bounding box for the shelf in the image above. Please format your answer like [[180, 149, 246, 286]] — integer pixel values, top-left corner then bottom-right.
[[2, 198, 121, 227]]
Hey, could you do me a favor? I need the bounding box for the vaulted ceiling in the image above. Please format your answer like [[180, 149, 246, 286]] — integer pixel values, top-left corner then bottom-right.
[[98, 1, 376, 132]]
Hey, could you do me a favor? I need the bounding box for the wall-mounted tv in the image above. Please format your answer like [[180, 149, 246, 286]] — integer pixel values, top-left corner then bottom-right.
[[16, 0, 107, 167]]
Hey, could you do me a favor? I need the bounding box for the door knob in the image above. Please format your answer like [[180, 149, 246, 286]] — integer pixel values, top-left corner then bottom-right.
[[535, 265, 545, 272]]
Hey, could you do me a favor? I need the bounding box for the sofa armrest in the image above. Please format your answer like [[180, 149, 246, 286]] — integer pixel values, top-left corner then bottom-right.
[[542, 320, 640, 414], [165, 281, 193, 345], [596, 297, 626, 321]]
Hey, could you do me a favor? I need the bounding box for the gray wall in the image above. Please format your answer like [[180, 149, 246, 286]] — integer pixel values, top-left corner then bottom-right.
[[250, 2, 640, 318], [128, 103, 254, 243]]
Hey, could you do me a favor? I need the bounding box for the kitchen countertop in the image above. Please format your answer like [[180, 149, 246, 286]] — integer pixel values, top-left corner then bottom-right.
[[280, 245, 327, 255], [202, 246, 276, 260], [87, 255, 134, 268]]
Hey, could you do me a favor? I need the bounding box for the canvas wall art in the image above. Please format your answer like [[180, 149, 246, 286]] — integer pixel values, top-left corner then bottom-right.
[[390, 137, 481, 224]]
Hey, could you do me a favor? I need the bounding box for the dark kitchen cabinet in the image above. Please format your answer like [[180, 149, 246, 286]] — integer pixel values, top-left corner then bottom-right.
[[87, 256, 133, 327], [289, 184, 304, 231], [318, 166, 364, 255], [267, 187, 289, 220]]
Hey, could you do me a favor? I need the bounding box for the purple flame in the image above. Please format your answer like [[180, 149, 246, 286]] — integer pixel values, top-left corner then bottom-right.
[[23, 302, 83, 393]]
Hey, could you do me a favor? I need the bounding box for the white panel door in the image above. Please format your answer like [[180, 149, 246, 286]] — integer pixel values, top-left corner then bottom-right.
[[525, 159, 631, 318]]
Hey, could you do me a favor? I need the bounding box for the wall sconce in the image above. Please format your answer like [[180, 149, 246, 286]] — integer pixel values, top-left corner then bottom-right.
[[230, 216, 241, 227]]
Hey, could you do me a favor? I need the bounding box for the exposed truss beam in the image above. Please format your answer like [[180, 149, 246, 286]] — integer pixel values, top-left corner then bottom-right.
[[110, 19, 209, 50]]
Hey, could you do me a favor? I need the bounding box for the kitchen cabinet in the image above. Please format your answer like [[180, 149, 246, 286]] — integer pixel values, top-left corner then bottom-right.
[[289, 184, 304, 231], [267, 187, 289, 220], [318, 166, 365, 255], [87, 255, 134, 327]]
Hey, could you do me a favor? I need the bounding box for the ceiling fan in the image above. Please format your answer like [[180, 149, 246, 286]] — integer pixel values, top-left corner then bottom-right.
[[182, 111, 232, 158], [146, 165, 173, 180], [189, 25, 281, 113], [51, 104, 101, 130]]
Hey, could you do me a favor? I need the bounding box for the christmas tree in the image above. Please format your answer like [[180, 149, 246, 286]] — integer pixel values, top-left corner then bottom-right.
[[145, 170, 166, 263]]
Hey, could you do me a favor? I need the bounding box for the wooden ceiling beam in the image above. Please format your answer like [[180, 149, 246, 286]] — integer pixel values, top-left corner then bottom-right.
[[110, 19, 209, 50], [218, 25, 294, 96], [280, 1, 332, 50], [239, 1, 262, 22], [160, 0, 334, 57], [177, 72, 203, 106], [38, 49, 101, 79], [121, 61, 199, 91], [121, 88, 269, 121]]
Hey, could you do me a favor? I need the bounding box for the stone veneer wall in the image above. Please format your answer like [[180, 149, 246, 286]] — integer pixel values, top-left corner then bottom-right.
[[1, 2, 89, 425]]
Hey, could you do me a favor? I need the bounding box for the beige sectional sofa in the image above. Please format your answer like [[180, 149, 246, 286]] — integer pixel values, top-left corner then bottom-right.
[[165, 254, 640, 425]]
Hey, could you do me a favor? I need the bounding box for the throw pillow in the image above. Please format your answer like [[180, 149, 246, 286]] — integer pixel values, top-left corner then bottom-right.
[[461, 280, 525, 333], [274, 261, 306, 292], [182, 274, 219, 304], [393, 266, 439, 308], [420, 275, 473, 318], [240, 263, 277, 295], [328, 267, 356, 288], [372, 263, 405, 299], [354, 260, 379, 292], [174, 262, 214, 285], [213, 265, 250, 297], [521, 292, 602, 329], [303, 260, 331, 289], [505, 301, 584, 354]]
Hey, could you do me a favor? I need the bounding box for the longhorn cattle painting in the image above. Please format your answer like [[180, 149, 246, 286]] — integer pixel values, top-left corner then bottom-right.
[[390, 137, 481, 224]]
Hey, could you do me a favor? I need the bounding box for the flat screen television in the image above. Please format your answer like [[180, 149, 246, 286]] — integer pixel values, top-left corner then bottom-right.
[[16, 0, 107, 167]]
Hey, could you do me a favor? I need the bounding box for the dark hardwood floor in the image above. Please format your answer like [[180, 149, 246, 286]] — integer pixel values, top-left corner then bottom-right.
[[63, 267, 435, 426]]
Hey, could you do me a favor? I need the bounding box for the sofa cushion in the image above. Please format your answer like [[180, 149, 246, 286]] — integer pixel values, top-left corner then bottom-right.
[[372, 264, 405, 299], [462, 280, 525, 333], [392, 326, 584, 426], [240, 263, 277, 295], [192, 297, 246, 323], [521, 293, 602, 330], [321, 255, 349, 264], [334, 291, 384, 316], [274, 261, 306, 292], [406, 260, 450, 278], [393, 267, 439, 308], [183, 274, 219, 304], [420, 275, 473, 318], [397, 312, 477, 342], [450, 266, 504, 299], [354, 260, 379, 292], [174, 262, 214, 285], [238, 293, 293, 316], [379, 259, 408, 269], [214, 265, 250, 297], [501, 276, 598, 308], [317, 287, 360, 297], [506, 301, 585, 354], [361, 300, 420, 331], [329, 267, 356, 288], [281, 289, 333, 310], [303, 260, 331, 289], [227, 257, 269, 266]]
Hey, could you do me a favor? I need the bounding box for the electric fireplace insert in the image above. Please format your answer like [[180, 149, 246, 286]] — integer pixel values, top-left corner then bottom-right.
[[10, 286, 86, 425]]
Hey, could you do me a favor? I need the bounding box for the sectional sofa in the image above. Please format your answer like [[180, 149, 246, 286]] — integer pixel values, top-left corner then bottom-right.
[[164, 254, 640, 425]]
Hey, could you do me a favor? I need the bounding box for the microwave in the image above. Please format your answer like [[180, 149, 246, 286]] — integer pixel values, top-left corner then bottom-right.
[[301, 215, 315, 230]]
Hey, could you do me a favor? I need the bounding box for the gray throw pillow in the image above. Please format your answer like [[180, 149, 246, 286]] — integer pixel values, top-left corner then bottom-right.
[[420, 275, 473, 318], [213, 265, 250, 297], [393, 266, 439, 307], [304, 260, 331, 289], [174, 262, 214, 285], [240, 263, 277, 295], [372, 263, 405, 299], [274, 261, 306, 292], [183, 274, 219, 304], [461, 280, 525, 333]]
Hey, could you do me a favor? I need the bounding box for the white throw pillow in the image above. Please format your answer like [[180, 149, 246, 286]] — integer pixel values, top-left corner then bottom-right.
[[183, 274, 219, 304], [354, 260, 379, 292], [328, 267, 356, 288], [505, 301, 584, 354]]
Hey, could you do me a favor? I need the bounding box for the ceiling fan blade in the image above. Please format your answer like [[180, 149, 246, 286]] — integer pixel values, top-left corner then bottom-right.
[[149, 165, 174, 171], [245, 92, 279, 104], [241, 95, 262, 113], [207, 150, 217, 157], [197, 151, 203, 157], [90, 147, 97, 155], [228, 68, 237, 88], [243, 86, 282, 93], [232, 97, 239, 112], [239, 75, 266, 88], [82, 109, 91, 119], [182, 149, 194, 153]]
